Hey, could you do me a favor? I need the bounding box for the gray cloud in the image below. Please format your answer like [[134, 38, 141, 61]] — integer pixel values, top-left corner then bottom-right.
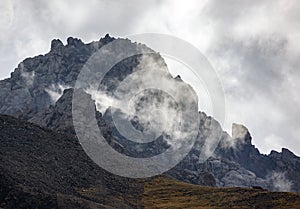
[[0, 0, 300, 155], [200, 0, 300, 155]]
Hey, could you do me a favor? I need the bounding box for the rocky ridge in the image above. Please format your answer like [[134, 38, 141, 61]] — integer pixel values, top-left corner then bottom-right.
[[0, 35, 300, 194]]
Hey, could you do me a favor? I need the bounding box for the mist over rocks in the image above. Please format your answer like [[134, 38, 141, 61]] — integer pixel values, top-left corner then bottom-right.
[[29, 88, 82, 134], [28, 88, 300, 192], [0, 34, 158, 117], [0, 35, 300, 193]]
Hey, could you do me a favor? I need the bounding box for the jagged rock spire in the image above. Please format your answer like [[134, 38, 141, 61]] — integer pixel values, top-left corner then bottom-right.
[[67, 37, 84, 47], [50, 39, 63, 51], [232, 123, 252, 144]]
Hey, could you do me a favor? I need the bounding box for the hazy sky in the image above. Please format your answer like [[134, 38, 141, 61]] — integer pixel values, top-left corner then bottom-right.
[[1, 0, 300, 155]]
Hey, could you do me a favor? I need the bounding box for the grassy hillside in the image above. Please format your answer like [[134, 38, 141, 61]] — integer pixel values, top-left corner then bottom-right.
[[77, 175, 300, 208], [142, 176, 300, 209]]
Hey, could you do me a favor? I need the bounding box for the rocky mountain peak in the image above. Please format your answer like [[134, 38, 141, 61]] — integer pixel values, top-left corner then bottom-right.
[[0, 34, 156, 116], [282, 148, 297, 159], [232, 123, 252, 144], [175, 75, 183, 81], [50, 39, 64, 51], [66, 37, 84, 47], [269, 148, 297, 161], [100, 33, 115, 45]]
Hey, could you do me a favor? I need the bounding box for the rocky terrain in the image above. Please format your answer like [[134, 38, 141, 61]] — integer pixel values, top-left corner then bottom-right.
[[1, 114, 300, 208], [1, 34, 300, 207], [27, 80, 300, 192], [171, 117, 300, 192], [25, 85, 300, 192]]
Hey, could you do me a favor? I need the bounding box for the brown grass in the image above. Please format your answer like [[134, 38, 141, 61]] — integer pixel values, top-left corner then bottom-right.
[[142, 176, 300, 209]]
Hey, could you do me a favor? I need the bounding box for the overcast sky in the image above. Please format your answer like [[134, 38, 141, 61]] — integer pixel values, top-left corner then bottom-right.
[[1, 0, 300, 155]]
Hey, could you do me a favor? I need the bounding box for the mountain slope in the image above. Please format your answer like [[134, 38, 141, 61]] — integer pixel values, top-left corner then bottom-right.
[[0, 114, 143, 208], [143, 176, 300, 209], [1, 114, 300, 208]]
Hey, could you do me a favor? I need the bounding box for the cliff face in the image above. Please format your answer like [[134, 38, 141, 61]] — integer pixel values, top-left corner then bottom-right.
[[1, 35, 300, 194]]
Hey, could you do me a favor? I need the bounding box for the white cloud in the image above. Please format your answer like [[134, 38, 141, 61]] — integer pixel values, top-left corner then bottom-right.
[[45, 84, 71, 102], [20, 64, 35, 86]]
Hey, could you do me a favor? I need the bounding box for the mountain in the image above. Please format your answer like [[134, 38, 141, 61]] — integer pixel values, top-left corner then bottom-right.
[[1, 34, 300, 207], [1, 114, 300, 208]]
